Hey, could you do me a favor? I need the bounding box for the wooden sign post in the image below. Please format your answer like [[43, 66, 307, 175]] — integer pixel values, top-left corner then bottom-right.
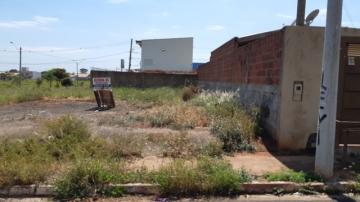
[[92, 77, 115, 109]]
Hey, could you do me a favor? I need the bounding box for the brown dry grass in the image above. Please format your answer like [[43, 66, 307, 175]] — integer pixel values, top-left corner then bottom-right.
[[145, 104, 209, 129]]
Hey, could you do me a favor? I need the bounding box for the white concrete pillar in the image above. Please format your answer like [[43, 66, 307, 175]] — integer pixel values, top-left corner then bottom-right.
[[315, 0, 343, 178]]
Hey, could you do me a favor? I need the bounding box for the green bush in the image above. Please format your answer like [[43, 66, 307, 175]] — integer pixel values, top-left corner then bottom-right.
[[61, 78, 73, 87], [0, 138, 54, 187], [36, 78, 42, 87], [264, 170, 323, 183], [45, 115, 90, 141], [152, 157, 252, 196], [54, 160, 123, 199]]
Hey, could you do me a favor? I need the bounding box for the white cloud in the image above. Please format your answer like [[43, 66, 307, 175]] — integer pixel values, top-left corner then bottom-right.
[[107, 0, 128, 4], [33, 16, 59, 24], [206, 25, 225, 32], [0, 16, 59, 29]]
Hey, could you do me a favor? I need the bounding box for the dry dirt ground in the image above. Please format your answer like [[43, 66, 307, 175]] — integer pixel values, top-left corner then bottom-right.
[[0, 100, 316, 176]]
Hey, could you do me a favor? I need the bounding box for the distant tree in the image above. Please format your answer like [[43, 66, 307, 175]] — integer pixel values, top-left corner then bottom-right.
[[42, 68, 70, 88], [0, 72, 11, 80], [9, 69, 18, 73], [42, 71, 56, 87], [61, 78, 73, 87], [51, 68, 69, 83], [80, 68, 88, 74]]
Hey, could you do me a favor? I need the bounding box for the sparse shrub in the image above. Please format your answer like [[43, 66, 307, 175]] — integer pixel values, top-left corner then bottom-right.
[[45, 115, 90, 141], [210, 101, 256, 153], [36, 78, 42, 87], [107, 135, 144, 158], [11, 76, 21, 86], [42, 115, 97, 160], [0, 138, 54, 187], [211, 118, 255, 153], [182, 85, 201, 102], [146, 104, 208, 129], [54, 160, 123, 199], [152, 157, 252, 196], [162, 133, 195, 158], [264, 170, 323, 183], [192, 91, 258, 153], [148, 110, 173, 128], [354, 174, 360, 193], [61, 78, 73, 87], [203, 140, 223, 157], [145, 132, 222, 158], [15, 89, 43, 103], [113, 87, 182, 105]]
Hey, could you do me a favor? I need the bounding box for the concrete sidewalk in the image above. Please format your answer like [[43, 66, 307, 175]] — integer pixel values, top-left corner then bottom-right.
[[225, 152, 315, 176]]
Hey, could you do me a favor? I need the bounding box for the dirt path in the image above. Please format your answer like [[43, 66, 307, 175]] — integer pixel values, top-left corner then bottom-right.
[[0, 100, 133, 137]]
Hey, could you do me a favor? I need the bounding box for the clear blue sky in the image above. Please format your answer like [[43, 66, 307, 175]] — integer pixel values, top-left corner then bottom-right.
[[0, 0, 359, 73]]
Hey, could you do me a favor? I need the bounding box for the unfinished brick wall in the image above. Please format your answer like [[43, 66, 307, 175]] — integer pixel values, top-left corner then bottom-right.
[[198, 30, 284, 85], [91, 71, 197, 88]]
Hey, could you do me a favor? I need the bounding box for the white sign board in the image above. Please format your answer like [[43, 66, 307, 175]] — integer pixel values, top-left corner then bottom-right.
[[92, 77, 112, 90]]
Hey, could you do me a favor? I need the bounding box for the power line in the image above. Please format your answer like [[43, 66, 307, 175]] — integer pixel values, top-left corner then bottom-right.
[[24, 41, 130, 53], [343, 2, 354, 27], [2, 51, 130, 66]]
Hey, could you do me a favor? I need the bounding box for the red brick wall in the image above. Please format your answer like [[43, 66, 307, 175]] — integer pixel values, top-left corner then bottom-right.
[[198, 30, 284, 85]]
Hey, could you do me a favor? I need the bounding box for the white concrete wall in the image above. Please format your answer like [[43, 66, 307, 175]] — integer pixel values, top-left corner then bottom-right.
[[278, 26, 360, 150], [139, 37, 193, 72]]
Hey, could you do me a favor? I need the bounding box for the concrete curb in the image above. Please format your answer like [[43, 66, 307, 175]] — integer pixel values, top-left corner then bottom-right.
[[0, 182, 356, 197]]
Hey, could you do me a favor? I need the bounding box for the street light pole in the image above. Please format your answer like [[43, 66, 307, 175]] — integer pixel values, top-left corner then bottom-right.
[[10, 41, 22, 86], [72, 60, 80, 86], [19, 46, 22, 86], [76, 62, 79, 86]]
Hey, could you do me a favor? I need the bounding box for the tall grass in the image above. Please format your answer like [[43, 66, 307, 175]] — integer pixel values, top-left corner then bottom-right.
[[152, 157, 252, 196], [264, 170, 323, 183], [146, 103, 209, 129], [0, 80, 183, 105], [192, 91, 259, 153], [113, 87, 182, 105], [0, 80, 92, 105]]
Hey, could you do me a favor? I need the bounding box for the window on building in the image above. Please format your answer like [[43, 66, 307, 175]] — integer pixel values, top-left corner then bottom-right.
[[347, 43, 360, 66]]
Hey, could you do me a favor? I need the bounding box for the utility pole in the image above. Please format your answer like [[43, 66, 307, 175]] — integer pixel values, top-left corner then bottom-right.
[[315, 0, 343, 178], [128, 38, 133, 71], [19, 46, 22, 86], [296, 0, 306, 26], [10, 41, 22, 86], [76, 62, 79, 86]]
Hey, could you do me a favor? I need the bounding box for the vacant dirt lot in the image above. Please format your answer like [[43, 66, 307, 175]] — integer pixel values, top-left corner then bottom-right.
[[0, 99, 317, 176]]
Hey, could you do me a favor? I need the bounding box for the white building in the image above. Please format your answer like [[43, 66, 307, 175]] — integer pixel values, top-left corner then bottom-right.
[[136, 37, 193, 72]]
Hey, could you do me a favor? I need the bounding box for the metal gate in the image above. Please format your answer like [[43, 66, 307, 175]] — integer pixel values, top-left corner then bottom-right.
[[336, 37, 360, 155]]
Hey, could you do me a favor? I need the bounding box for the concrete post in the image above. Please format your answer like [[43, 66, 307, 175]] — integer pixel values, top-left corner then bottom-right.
[[296, 0, 306, 26], [315, 0, 343, 178]]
